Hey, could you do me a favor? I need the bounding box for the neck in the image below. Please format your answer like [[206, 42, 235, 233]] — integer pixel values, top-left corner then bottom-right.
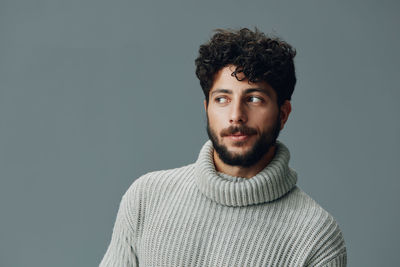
[[213, 145, 277, 178]]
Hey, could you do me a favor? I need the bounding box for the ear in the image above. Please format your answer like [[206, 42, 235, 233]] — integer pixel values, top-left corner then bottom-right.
[[279, 100, 292, 130], [203, 99, 207, 112]]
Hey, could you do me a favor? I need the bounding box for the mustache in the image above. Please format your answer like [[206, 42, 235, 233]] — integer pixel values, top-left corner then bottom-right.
[[220, 125, 257, 137]]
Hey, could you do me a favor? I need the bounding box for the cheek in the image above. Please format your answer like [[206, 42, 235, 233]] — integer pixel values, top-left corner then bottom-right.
[[252, 110, 279, 128], [207, 108, 224, 124], [207, 111, 227, 136]]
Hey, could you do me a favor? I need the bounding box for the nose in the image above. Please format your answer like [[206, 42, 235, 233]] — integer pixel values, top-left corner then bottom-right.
[[229, 100, 247, 124]]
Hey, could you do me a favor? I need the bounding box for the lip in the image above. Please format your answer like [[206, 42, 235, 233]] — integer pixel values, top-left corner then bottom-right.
[[226, 134, 250, 141]]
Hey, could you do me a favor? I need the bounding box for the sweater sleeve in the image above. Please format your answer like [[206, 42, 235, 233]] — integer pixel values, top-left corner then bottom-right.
[[306, 216, 347, 267], [320, 252, 347, 267], [99, 190, 139, 267]]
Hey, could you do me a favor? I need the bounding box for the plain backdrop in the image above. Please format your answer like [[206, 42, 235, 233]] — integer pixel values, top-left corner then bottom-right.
[[1, 0, 399, 266]]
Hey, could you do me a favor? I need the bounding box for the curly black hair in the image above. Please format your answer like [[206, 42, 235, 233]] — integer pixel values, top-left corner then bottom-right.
[[195, 28, 296, 106]]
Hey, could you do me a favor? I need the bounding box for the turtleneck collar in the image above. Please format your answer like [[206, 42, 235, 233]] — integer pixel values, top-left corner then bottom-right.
[[194, 140, 297, 207]]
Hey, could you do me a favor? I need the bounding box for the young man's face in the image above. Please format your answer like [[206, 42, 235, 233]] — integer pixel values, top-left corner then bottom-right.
[[205, 65, 290, 167]]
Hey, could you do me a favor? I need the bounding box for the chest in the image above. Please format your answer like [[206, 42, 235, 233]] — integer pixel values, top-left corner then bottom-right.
[[136, 192, 312, 267]]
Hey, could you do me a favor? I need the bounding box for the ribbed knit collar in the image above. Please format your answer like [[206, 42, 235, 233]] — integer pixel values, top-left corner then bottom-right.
[[194, 140, 297, 207]]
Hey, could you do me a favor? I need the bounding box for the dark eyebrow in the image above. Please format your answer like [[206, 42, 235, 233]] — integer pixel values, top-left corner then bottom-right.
[[244, 88, 272, 98], [210, 87, 272, 98], [210, 89, 232, 96]]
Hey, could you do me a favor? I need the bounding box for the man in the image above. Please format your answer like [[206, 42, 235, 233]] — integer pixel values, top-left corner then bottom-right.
[[100, 28, 347, 266]]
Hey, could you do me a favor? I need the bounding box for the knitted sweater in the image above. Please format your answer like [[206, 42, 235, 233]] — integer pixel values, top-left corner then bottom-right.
[[100, 140, 347, 267]]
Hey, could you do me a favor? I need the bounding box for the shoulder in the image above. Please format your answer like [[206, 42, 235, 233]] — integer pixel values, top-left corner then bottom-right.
[[283, 186, 344, 238], [284, 187, 338, 222], [124, 163, 196, 202], [285, 187, 347, 266], [117, 163, 196, 231]]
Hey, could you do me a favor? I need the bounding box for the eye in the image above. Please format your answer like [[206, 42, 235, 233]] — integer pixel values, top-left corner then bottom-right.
[[248, 96, 263, 103], [215, 96, 229, 104]]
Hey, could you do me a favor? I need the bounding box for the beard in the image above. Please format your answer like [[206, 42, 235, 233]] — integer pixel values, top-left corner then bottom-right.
[[206, 113, 281, 168]]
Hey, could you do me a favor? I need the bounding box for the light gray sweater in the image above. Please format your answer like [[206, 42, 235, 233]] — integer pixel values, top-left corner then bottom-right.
[[100, 141, 347, 266]]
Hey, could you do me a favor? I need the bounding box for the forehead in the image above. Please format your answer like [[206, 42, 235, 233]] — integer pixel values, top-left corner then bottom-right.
[[210, 66, 277, 99]]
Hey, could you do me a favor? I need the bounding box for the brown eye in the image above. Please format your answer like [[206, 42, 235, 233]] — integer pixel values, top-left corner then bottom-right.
[[248, 96, 262, 103], [215, 97, 228, 103]]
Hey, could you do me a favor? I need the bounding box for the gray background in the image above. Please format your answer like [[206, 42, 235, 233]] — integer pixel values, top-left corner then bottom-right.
[[1, 0, 399, 266]]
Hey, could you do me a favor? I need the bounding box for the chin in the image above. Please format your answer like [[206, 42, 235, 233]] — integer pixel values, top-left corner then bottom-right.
[[225, 139, 255, 149], [225, 143, 254, 154]]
